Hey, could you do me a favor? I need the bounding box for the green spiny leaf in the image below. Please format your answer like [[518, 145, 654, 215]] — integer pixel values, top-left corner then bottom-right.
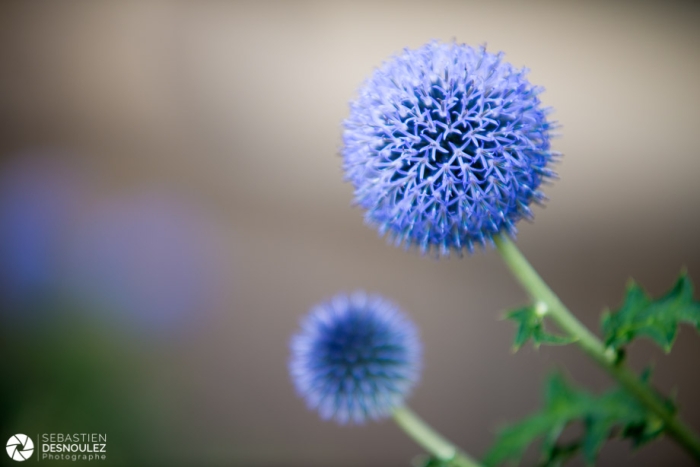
[[582, 417, 616, 464], [620, 367, 674, 448], [484, 412, 559, 466], [622, 417, 665, 448], [539, 440, 580, 467], [483, 372, 668, 467], [601, 271, 700, 352], [505, 306, 575, 351]]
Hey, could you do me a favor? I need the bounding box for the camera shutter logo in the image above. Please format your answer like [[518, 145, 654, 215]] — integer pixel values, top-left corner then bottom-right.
[[6, 435, 33, 461]]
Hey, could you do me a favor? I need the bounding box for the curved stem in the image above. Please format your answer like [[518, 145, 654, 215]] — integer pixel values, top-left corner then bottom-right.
[[392, 406, 483, 467], [495, 234, 700, 462]]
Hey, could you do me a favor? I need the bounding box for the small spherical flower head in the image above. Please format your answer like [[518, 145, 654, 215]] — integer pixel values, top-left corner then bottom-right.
[[343, 41, 558, 256], [289, 292, 422, 424]]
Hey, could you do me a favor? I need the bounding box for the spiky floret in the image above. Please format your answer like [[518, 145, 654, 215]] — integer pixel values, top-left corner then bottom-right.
[[343, 41, 558, 256], [289, 292, 422, 424]]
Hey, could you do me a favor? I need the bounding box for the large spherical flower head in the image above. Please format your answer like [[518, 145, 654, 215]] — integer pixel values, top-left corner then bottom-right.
[[343, 41, 558, 256], [289, 292, 422, 424]]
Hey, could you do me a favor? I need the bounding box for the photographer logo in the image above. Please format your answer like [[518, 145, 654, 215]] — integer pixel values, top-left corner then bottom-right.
[[6, 434, 33, 462], [6, 433, 108, 462]]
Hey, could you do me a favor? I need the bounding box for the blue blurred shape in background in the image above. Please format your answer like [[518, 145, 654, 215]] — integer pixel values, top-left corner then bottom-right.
[[0, 154, 231, 335], [0, 156, 85, 307], [64, 190, 230, 334]]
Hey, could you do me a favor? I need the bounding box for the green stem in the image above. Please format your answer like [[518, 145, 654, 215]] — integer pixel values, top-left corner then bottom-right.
[[392, 406, 483, 467], [494, 234, 700, 462]]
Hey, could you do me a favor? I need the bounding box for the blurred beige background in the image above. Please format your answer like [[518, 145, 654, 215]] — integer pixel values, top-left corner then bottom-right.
[[1, 1, 699, 466]]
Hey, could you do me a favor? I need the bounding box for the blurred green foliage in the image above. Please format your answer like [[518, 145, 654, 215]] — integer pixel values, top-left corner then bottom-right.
[[0, 301, 161, 466], [483, 372, 669, 467]]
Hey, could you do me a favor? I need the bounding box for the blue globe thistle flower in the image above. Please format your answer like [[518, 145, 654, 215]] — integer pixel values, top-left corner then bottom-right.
[[289, 292, 422, 424], [343, 41, 558, 256]]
